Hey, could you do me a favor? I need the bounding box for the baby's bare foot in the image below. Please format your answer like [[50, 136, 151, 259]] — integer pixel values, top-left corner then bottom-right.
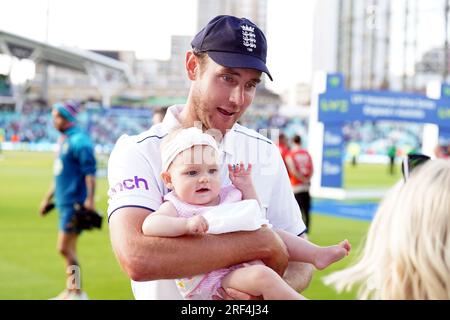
[[314, 239, 351, 270]]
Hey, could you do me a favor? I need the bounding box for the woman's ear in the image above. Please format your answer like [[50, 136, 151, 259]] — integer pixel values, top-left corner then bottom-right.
[[186, 51, 198, 81], [161, 171, 173, 189]]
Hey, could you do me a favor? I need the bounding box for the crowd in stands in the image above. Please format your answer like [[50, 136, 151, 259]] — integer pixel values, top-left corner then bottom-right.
[[239, 112, 310, 146], [0, 106, 310, 153], [0, 109, 57, 144], [0, 106, 152, 153], [0, 105, 424, 159], [86, 108, 152, 153], [342, 120, 422, 159]]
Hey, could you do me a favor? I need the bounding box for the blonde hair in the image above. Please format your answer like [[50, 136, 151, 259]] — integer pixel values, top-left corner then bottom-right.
[[324, 159, 450, 299]]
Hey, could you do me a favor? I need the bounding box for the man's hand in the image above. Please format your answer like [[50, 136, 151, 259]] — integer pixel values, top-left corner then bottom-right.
[[202, 227, 290, 301], [39, 185, 55, 217], [83, 198, 95, 211], [186, 215, 209, 235], [39, 200, 48, 216], [39, 199, 53, 217]]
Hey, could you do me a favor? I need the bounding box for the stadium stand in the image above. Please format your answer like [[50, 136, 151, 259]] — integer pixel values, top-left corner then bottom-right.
[[0, 105, 152, 153], [0, 104, 422, 161]]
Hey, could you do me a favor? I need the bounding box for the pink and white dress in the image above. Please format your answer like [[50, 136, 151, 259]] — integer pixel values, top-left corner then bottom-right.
[[164, 185, 265, 300]]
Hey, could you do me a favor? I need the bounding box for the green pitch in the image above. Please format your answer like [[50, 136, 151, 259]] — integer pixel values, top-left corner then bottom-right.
[[344, 162, 402, 189], [0, 151, 398, 300], [0, 151, 133, 299]]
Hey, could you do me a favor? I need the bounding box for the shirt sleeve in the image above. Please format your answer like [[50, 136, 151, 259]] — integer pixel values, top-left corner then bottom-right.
[[107, 135, 163, 221], [266, 143, 306, 235]]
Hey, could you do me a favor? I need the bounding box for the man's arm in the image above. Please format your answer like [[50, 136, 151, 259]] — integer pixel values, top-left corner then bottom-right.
[[39, 183, 55, 216], [83, 174, 96, 210], [220, 233, 314, 300], [109, 207, 289, 282]]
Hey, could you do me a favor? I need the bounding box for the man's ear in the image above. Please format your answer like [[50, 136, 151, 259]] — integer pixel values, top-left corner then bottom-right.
[[161, 171, 173, 189], [186, 51, 198, 81]]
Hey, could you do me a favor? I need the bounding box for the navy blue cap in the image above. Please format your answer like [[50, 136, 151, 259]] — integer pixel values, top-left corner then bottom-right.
[[191, 15, 273, 81]]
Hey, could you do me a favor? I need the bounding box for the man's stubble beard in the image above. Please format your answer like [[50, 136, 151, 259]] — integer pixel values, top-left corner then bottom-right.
[[191, 87, 211, 131], [189, 86, 238, 137]]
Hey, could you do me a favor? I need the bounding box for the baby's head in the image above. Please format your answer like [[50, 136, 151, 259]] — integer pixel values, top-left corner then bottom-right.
[[161, 127, 221, 205]]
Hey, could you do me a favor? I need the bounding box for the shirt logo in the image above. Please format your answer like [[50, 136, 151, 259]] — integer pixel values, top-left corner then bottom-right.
[[109, 176, 149, 195], [241, 25, 256, 52], [62, 142, 69, 155], [54, 158, 63, 176]]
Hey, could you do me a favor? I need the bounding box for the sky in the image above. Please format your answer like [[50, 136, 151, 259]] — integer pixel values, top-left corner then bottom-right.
[[0, 0, 317, 93]]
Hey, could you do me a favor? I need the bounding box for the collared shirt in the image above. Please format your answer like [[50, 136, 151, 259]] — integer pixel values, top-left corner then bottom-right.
[[107, 105, 306, 299]]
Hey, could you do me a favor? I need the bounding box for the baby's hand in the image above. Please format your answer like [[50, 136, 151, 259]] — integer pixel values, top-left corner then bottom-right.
[[186, 215, 209, 235], [228, 162, 253, 189]]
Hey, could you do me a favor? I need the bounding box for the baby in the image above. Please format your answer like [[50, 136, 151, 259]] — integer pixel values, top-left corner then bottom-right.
[[142, 127, 351, 300]]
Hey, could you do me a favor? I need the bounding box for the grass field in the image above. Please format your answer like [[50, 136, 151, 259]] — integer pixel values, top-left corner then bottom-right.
[[0, 151, 400, 300], [344, 162, 402, 189]]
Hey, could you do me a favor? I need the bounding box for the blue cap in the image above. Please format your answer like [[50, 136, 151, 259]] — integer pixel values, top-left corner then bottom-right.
[[53, 100, 80, 123], [191, 15, 273, 81]]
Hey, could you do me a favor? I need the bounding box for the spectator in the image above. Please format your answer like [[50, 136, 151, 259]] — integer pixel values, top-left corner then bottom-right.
[[276, 133, 290, 169], [347, 141, 361, 167], [387, 142, 397, 175], [285, 135, 314, 232]]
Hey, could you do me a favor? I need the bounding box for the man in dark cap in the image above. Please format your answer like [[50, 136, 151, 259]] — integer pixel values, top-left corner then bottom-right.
[[39, 100, 96, 300], [107, 15, 312, 300]]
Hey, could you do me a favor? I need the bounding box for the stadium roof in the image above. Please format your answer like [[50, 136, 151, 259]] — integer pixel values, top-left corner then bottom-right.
[[0, 30, 131, 82]]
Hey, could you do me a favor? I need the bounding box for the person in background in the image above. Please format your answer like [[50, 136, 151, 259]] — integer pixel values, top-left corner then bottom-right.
[[347, 140, 360, 167], [285, 135, 314, 232], [387, 142, 397, 175], [276, 133, 290, 169], [39, 101, 96, 300], [324, 158, 450, 299], [0, 127, 4, 155]]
